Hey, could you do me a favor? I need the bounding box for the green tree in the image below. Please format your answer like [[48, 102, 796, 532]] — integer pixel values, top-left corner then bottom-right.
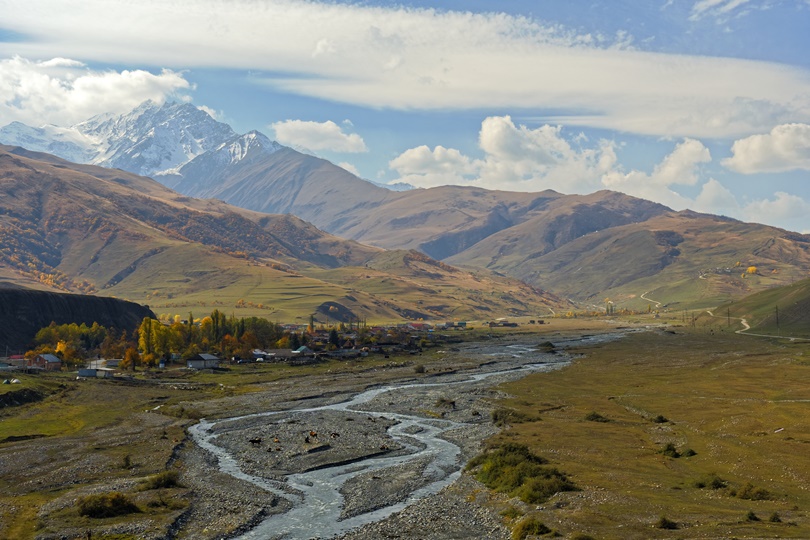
[[329, 328, 340, 348]]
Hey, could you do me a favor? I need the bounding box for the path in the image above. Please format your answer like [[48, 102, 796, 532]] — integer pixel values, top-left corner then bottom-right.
[[640, 291, 662, 308], [705, 310, 808, 342]]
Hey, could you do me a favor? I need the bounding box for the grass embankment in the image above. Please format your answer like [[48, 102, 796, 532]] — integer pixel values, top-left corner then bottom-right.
[[483, 329, 810, 539]]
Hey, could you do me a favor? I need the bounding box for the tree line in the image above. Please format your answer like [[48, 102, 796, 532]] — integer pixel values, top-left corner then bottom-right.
[[29, 309, 287, 369]]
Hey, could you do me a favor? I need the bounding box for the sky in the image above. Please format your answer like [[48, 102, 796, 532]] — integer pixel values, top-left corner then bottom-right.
[[1, 0, 809, 232]]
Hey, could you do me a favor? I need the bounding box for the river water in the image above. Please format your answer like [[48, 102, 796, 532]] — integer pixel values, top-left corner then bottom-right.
[[188, 333, 626, 539]]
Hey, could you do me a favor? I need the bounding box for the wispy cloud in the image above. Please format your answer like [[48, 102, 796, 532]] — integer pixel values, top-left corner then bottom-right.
[[1, 0, 808, 139]]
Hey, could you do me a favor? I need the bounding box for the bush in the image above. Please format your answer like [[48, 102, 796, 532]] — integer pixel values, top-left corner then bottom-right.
[[655, 516, 678, 530], [492, 408, 533, 426], [500, 506, 523, 520], [653, 415, 669, 423], [737, 482, 771, 501], [140, 470, 182, 490], [413, 364, 425, 374], [694, 474, 727, 490], [769, 512, 782, 523], [746, 510, 760, 522], [467, 443, 576, 504], [682, 448, 697, 457], [78, 492, 140, 518], [512, 517, 551, 540], [661, 443, 680, 458], [584, 411, 610, 423]]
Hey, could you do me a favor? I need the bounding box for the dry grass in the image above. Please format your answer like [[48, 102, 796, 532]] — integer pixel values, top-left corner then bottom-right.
[[486, 329, 810, 539]]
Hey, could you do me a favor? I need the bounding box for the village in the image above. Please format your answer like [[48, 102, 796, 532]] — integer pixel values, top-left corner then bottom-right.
[[0, 318, 542, 380]]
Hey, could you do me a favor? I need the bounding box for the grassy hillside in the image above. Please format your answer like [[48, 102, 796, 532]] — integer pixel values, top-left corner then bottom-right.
[[0, 146, 564, 323], [453, 208, 810, 311], [703, 276, 810, 338], [488, 328, 810, 538]]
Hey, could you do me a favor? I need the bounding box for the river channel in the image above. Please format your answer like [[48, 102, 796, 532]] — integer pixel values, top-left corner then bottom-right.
[[188, 333, 625, 539]]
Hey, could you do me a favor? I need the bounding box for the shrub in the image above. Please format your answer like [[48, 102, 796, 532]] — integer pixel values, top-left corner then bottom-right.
[[694, 474, 727, 490], [655, 516, 678, 530], [584, 411, 610, 423], [140, 470, 182, 490], [413, 364, 425, 374], [492, 408, 533, 426], [512, 517, 551, 540], [682, 448, 697, 457], [746, 510, 760, 522], [737, 482, 771, 501], [78, 492, 140, 518], [466, 443, 576, 504], [769, 512, 782, 523], [500, 506, 523, 520], [653, 415, 669, 423], [661, 443, 680, 458]]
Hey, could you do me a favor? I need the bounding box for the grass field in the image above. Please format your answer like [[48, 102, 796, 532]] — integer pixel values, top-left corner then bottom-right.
[[485, 328, 810, 539]]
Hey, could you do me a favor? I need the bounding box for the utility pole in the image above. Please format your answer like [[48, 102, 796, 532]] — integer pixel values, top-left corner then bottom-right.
[[775, 305, 780, 335]]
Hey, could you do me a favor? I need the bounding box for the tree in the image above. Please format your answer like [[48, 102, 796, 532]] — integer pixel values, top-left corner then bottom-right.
[[289, 332, 301, 350], [122, 347, 141, 371], [329, 328, 340, 348], [138, 317, 155, 356]]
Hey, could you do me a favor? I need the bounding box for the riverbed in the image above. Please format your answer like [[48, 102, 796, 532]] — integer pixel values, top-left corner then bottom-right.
[[181, 333, 627, 539]]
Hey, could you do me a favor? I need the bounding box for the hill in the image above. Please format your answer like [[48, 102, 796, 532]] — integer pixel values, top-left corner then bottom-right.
[[6, 101, 809, 311], [0, 145, 565, 323], [0, 283, 154, 353], [708, 276, 810, 338]]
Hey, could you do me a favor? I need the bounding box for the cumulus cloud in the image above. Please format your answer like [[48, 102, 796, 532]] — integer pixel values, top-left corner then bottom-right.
[[0, 56, 191, 127], [390, 116, 615, 192], [1, 1, 808, 138], [338, 161, 360, 176], [743, 192, 810, 230], [601, 139, 711, 208], [722, 123, 810, 173], [270, 119, 367, 153]]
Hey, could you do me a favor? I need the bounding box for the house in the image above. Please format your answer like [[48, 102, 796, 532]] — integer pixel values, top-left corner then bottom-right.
[[186, 353, 221, 369], [30, 354, 62, 371], [7, 355, 26, 369]]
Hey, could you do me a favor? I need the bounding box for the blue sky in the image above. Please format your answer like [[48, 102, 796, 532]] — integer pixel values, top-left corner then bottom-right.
[[1, 0, 809, 232]]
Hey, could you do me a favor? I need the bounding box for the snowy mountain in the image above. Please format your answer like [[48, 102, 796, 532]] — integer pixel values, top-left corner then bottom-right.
[[78, 100, 237, 177], [157, 130, 283, 194], [0, 100, 238, 178], [0, 121, 97, 163]]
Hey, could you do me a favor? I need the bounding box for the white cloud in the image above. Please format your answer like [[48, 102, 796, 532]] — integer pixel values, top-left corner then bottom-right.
[[1, 1, 807, 139], [743, 191, 810, 228], [0, 56, 190, 127], [390, 116, 615, 192], [197, 105, 220, 120], [338, 161, 359, 176], [601, 138, 711, 208], [723, 123, 810, 173], [689, 0, 753, 21], [270, 119, 367, 153]]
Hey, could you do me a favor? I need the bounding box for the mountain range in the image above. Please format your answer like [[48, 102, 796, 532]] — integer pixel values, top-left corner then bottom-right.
[[3, 101, 810, 312], [0, 144, 562, 323]]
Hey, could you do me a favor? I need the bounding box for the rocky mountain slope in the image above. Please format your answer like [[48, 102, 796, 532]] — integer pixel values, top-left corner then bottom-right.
[[5, 101, 809, 310], [0, 145, 563, 322]]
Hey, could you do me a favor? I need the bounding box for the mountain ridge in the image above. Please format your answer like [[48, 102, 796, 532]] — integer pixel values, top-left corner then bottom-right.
[[0, 145, 564, 322], [3, 102, 810, 310]]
